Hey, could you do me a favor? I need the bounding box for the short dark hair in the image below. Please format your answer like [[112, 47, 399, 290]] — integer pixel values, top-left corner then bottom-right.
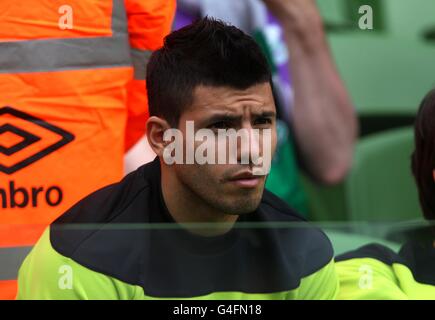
[[146, 17, 272, 126], [411, 88, 435, 221]]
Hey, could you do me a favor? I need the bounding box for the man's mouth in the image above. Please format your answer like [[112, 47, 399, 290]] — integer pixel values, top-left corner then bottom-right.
[[227, 171, 262, 188]]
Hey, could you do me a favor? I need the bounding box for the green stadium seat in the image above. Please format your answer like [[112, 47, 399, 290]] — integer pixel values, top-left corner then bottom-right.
[[301, 174, 348, 222], [316, 0, 351, 31], [328, 33, 435, 117], [345, 127, 423, 237], [302, 127, 424, 240], [318, 0, 435, 37], [383, 0, 435, 41]]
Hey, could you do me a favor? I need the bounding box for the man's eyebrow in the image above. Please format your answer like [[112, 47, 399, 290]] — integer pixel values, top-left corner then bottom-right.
[[254, 111, 276, 117], [204, 113, 243, 123], [199, 110, 276, 125]]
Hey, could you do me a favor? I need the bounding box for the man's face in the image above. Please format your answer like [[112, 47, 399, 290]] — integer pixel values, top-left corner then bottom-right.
[[172, 82, 277, 215]]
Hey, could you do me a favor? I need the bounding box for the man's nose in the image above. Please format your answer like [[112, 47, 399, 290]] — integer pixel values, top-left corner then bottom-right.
[[237, 126, 261, 165]]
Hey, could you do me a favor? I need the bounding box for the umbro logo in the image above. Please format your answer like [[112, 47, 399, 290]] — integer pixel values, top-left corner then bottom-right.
[[0, 106, 75, 175]]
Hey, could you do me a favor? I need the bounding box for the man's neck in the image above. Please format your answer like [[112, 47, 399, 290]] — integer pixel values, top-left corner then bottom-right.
[[160, 164, 238, 237]]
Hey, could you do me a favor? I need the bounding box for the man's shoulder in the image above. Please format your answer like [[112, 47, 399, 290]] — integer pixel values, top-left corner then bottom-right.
[[52, 162, 152, 228], [48, 161, 158, 286], [336, 243, 401, 265], [335, 244, 410, 299], [258, 189, 335, 278]]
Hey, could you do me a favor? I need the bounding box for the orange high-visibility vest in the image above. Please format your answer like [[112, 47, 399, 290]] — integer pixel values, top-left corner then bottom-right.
[[0, 0, 176, 299]]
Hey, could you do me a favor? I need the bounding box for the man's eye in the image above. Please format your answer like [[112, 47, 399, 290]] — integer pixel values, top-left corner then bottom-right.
[[209, 121, 230, 129], [254, 118, 272, 126]]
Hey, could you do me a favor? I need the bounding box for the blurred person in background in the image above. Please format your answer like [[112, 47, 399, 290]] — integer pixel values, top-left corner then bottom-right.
[[335, 89, 435, 300]]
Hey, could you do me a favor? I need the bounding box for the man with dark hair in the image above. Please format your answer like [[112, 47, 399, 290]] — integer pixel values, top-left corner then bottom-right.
[[336, 89, 435, 300], [17, 17, 338, 300], [127, 0, 358, 215], [411, 89, 435, 223]]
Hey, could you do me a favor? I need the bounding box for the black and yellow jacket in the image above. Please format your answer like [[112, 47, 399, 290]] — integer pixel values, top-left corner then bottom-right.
[[336, 233, 435, 300], [17, 158, 338, 300]]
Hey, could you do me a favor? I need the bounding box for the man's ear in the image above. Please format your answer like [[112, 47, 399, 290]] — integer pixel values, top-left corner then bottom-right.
[[146, 116, 172, 157]]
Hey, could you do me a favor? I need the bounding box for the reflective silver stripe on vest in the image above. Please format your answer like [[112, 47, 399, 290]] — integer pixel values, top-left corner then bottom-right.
[[0, 246, 33, 281], [0, 0, 131, 74], [131, 48, 152, 80]]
